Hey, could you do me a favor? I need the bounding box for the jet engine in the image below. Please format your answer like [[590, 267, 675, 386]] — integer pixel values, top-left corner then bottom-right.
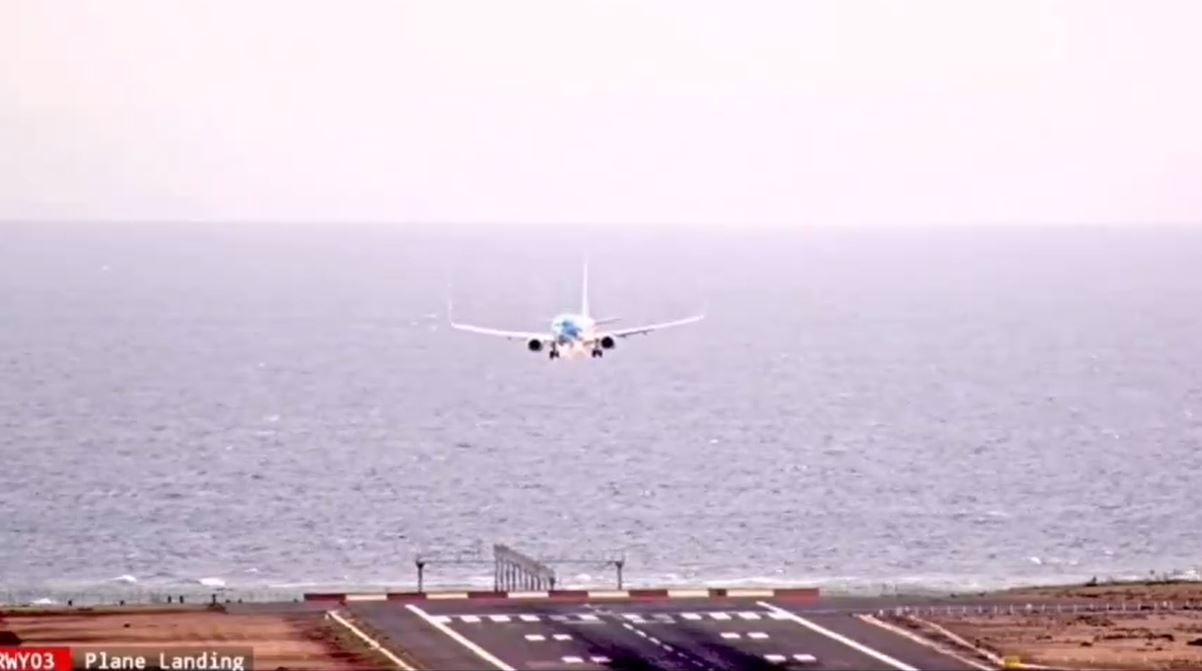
[[527, 339, 544, 352], [599, 335, 616, 349]]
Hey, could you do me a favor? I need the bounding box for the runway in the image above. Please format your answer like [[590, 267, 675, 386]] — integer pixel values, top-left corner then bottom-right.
[[347, 595, 984, 670]]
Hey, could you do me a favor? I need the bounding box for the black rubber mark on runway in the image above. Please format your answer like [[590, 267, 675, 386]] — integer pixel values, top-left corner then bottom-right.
[[614, 614, 792, 671]]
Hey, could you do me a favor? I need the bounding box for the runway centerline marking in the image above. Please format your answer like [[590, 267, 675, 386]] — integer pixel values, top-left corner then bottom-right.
[[617, 614, 717, 671], [406, 604, 515, 671], [756, 602, 917, 671]]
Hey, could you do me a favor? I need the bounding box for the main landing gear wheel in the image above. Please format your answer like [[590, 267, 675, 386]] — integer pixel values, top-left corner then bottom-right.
[[591, 349, 604, 358], [549, 349, 560, 360]]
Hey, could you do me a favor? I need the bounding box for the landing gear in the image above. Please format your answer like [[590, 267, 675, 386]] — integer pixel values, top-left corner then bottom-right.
[[548, 347, 560, 360], [590, 348, 604, 358]]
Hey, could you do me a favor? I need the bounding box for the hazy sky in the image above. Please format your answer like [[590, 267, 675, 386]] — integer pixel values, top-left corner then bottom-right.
[[3, 1, 1201, 226]]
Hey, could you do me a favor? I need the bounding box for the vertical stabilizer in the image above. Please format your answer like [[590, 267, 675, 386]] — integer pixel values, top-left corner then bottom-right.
[[581, 258, 590, 317]]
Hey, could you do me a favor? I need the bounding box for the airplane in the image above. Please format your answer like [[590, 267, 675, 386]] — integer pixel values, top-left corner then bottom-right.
[[448, 261, 704, 360]]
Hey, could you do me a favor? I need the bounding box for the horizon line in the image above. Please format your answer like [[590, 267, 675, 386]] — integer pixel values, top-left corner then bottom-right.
[[3, 218, 1201, 228]]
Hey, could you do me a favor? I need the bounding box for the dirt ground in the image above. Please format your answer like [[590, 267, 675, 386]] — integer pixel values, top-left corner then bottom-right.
[[996, 581, 1202, 606], [0, 606, 390, 670], [928, 582, 1202, 670]]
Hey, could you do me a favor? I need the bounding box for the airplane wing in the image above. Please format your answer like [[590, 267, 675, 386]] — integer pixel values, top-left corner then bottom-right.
[[449, 321, 551, 341], [447, 297, 550, 341], [599, 313, 705, 339]]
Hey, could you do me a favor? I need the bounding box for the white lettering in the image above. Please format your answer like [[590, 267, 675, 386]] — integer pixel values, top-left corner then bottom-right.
[[0, 652, 55, 670], [158, 651, 245, 671], [83, 652, 146, 669]]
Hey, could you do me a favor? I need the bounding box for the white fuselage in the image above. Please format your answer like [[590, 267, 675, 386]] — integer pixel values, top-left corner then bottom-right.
[[550, 313, 595, 350]]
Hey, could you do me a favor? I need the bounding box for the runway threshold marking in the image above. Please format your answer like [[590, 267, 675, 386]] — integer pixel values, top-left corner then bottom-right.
[[756, 602, 918, 671], [406, 604, 515, 671]]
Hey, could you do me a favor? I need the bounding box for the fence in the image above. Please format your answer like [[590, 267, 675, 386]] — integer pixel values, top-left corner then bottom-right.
[[0, 588, 303, 608], [880, 600, 1202, 619]]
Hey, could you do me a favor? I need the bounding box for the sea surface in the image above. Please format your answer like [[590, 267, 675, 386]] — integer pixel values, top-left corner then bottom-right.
[[2, 222, 1201, 599]]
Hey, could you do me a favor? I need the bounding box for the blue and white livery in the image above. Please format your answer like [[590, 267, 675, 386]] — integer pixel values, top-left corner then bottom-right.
[[449, 261, 704, 360]]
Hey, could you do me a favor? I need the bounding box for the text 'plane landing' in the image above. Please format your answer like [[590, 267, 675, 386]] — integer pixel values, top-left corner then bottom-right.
[[448, 262, 704, 360]]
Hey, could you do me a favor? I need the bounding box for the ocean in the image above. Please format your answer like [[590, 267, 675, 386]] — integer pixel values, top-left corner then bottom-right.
[[2, 222, 1201, 600]]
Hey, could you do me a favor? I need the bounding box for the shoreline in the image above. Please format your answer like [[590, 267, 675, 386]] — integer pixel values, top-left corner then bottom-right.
[[6, 580, 1201, 670], [6, 572, 1201, 608], [5, 577, 1200, 612]]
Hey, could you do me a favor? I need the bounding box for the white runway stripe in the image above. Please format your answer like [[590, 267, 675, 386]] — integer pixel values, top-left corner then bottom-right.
[[519, 614, 541, 622], [406, 604, 514, 671], [737, 612, 762, 620], [591, 656, 611, 664], [578, 614, 601, 622], [524, 634, 545, 642], [326, 611, 416, 671], [430, 615, 451, 624], [794, 654, 817, 663], [488, 615, 511, 623], [460, 615, 481, 623], [562, 656, 584, 664], [765, 654, 787, 663], [681, 613, 702, 621], [748, 632, 770, 640], [720, 632, 741, 640], [709, 612, 732, 620], [553, 634, 572, 641], [756, 602, 917, 671]]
